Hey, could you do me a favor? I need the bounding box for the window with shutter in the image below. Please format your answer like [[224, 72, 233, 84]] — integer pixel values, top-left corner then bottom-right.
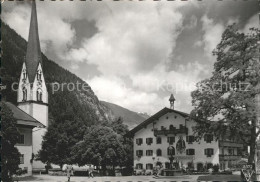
[[136, 150, 143, 157], [136, 138, 143, 145], [136, 163, 143, 169], [146, 163, 153, 170], [210, 149, 214, 155], [191, 149, 195, 155], [156, 137, 162, 144], [167, 137, 175, 144], [205, 148, 213, 157], [186, 136, 194, 144], [157, 149, 162, 156], [146, 138, 153, 145], [186, 149, 195, 155], [204, 134, 213, 143], [146, 150, 153, 156], [17, 134, 25, 144], [20, 154, 24, 164]]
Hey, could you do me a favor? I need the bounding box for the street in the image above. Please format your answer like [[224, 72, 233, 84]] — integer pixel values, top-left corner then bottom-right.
[[17, 174, 199, 182]]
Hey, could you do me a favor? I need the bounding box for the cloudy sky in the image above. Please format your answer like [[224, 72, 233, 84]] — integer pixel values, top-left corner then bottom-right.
[[3, 0, 258, 114]]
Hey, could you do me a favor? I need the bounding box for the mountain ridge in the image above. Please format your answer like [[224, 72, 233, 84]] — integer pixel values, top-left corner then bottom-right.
[[101, 101, 149, 129]]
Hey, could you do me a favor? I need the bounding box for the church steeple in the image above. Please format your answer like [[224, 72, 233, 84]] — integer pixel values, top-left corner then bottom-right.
[[25, 0, 42, 83], [17, 0, 48, 170]]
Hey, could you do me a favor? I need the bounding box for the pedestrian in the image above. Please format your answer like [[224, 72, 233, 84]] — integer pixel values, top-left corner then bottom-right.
[[155, 164, 162, 177], [88, 164, 94, 178], [66, 164, 74, 182]]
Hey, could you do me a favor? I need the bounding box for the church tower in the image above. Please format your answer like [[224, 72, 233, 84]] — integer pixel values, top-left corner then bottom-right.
[[17, 0, 48, 170]]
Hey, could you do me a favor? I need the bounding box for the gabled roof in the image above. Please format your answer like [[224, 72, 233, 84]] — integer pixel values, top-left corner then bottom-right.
[[5, 102, 45, 128], [125, 107, 189, 137], [25, 0, 42, 83]]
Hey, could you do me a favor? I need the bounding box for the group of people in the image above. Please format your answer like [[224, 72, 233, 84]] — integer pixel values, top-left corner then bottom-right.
[[65, 164, 94, 182]]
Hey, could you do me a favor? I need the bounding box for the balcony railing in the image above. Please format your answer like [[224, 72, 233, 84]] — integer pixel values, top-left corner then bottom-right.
[[219, 141, 243, 148], [154, 127, 188, 136], [219, 154, 241, 161]]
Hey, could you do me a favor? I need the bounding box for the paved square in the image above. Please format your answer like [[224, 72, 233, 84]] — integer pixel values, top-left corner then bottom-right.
[[18, 175, 199, 182]]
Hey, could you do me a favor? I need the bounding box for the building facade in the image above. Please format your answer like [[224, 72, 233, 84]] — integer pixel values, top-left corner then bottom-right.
[[17, 0, 48, 170], [127, 95, 243, 173], [5, 102, 45, 176]]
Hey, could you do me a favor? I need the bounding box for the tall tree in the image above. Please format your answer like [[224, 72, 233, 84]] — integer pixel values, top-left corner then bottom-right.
[[190, 25, 260, 164], [38, 118, 87, 168], [71, 124, 130, 174], [1, 103, 21, 182]]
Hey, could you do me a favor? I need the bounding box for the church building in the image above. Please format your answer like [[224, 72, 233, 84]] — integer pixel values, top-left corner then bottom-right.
[[126, 94, 244, 173], [17, 0, 48, 171], [5, 102, 45, 176]]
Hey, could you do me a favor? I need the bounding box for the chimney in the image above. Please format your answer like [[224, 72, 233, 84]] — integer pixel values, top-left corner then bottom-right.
[[169, 94, 175, 110]]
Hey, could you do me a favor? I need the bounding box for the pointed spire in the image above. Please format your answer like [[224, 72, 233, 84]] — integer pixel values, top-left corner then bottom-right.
[[25, 0, 42, 83]]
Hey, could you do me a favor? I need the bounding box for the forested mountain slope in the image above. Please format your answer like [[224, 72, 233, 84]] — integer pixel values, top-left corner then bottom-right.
[[1, 22, 114, 126]]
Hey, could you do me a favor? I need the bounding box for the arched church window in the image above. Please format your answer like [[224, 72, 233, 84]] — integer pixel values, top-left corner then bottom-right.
[[37, 89, 43, 101], [23, 70, 26, 80], [22, 88, 27, 101], [37, 70, 42, 81]]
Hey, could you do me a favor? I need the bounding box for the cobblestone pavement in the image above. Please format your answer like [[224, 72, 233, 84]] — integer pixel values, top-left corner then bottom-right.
[[18, 174, 199, 182]]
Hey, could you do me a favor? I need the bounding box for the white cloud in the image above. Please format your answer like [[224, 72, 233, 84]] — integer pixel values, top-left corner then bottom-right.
[[185, 15, 198, 29], [2, 1, 76, 54], [63, 2, 184, 76], [193, 40, 204, 48], [2, 4, 30, 42], [5, 1, 251, 114], [243, 13, 259, 33], [86, 60, 208, 114], [3, 1, 195, 114], [201, 15, 225, 59], [131, 62, 209, 93], [86, 76, 164, 114]]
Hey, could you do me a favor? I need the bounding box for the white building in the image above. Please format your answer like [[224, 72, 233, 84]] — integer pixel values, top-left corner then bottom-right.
[[5, 102, 45, 176], [17, 0, 48, 171], [127, 94, 243, 173]]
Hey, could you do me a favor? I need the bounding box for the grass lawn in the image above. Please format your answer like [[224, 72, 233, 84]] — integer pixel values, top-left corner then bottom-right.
[[197, 174, 242, 181]]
